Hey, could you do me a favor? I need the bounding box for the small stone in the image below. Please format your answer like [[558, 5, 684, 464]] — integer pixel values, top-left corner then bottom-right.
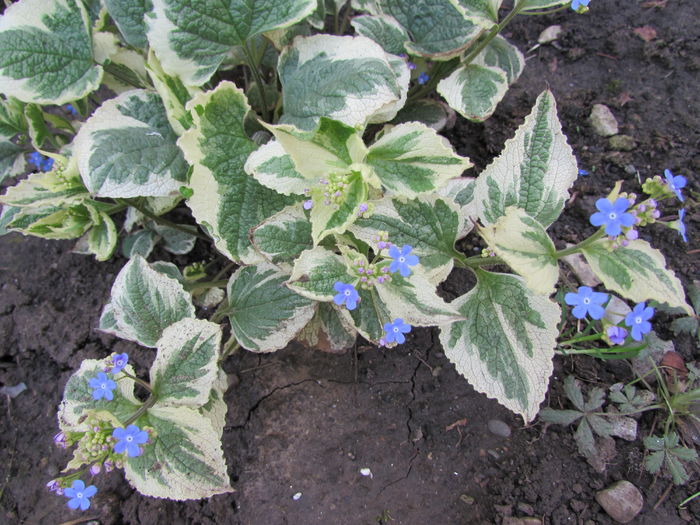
[[604, 408, 638, 441], [572, 483, 584, 494], [359, 468, 373, 478], [609, 135, 636, 151], [570, 498, 586, 512], [562, 251, 601, 287], [604, 296, 631, 325], [595, 480, 643, 523], [590, 104, 619, 137], [538, 25, 562, 44], [624, 164, 637, 175], [460, 494, 475, 505], [292, 492, 302, 501], [516, 502, 534, 515], [0, 382, 26, 398], [494, 504, 513, 517], [488, 419, 512, 438], [502, 518, 541, 525], [679, 508, 693, 522]]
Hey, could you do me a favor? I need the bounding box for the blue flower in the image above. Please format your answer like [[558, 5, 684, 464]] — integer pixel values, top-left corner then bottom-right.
[[64, 480, 97, 511], [571, 0, 590, 10], [564, 286, 608, 320], [678, 209, 688, 243], [112, 424, 149, 457], [333, 282, 359, 310], [388, 245, 419, 277], [88, 372, 116, 401], [664, 169, 686, 202], [383, 318, 411, 344], [589, 197, 635, 236], [578, 169, 589, 176], [625, 302, 654, 341], [111, 353, 128, 374], [606, 326, 628, 345], [28, 151, 54, 172], [66, 104, 78, 116], [417, 72, 429, 85]]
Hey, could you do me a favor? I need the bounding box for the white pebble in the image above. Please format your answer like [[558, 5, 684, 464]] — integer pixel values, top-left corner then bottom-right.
[[292, 492, 302, 501], [360, 468, 373, 478]]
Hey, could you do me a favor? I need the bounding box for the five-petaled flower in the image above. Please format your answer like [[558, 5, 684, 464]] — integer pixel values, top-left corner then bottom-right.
[[571, 0, 590, 10], [383, 318, 411, 344], [677, 209, 688, 243], [417, 72, 429, 85], [388, 245, 419, 277], [28, 151, 54, 172], [64, 480, 97, 511], [664, 169, 686, 202], [564, 286, 608, 320], [624, 302, 654, 341], [589, 197, 635, 237], [111, 353, 128, 374], [606, 326, 628, 345], [333, 282, 359, 310], [112, 424, 149, 457], [88, 372, 116, 401]]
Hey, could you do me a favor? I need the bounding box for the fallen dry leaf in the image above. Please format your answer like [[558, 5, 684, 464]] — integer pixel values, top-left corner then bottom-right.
[[617, 92, 633, 106], [642, 0, 667, 7], [445, 418, 468, 432], [633, 26, 657, 42]]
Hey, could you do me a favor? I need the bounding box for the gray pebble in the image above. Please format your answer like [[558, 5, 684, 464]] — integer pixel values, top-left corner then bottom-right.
[[487, 419, 511, 438]]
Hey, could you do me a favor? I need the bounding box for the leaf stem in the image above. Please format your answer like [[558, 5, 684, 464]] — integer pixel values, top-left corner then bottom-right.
[[518, 5, 570, 16], [125, 393, 157, 426], [119, 371, 153, 393], [185, 279, 229, 293], [558, 333, 604, 346], [554, 229, 607, 259], [242, 41, 271, 123], [121, 198, 210, 241]]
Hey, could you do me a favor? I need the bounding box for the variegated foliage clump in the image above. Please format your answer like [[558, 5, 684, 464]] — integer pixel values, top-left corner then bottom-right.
[[0, 0, 692, 504]]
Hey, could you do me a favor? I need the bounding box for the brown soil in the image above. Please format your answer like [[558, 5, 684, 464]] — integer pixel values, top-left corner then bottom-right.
[[1, 1, 698, 524]]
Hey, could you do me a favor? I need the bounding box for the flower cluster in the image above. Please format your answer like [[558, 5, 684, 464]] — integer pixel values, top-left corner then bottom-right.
[[28, 151, 54, 172]]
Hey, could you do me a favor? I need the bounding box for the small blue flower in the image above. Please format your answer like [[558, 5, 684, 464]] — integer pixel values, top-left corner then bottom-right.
[[28, 152, 54, 172], [407, 62, 417, 70], [383, 318, 411, 344], [388, 245, 419, 277], [664, 169, 686, 202], [678, 209, 687, 243], [571, 0, 590, 10], [88, 372, 116, 401], [302, 199, 313, 210], [578, 169, 589, 176], [66, 104, 78, 117], [64, 480, 97, 511], [564, 286, 608, 320], [625, 302, 654, 341], [606, 326, 628, 345], [333, 282, 359, 310], [589, 197, 635, 236], [417, 72, 429, 85], [112, 424, 149, 457], [111, 353, 128, 374]]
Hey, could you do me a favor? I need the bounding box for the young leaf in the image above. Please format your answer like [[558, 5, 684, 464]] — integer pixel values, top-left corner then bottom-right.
[[365, 122, 472, 196], [370, 0, 484, 58], [457, 0, 503, 22], [297, 302, 357, 353], [105, 255, 196, 347], [122, 229, 159, 259], [58, 359, 140, 433], [480, 206, 558, 295], [178, 82, 297, 262], [251, 205, 313, 264], [287, 246, 355, 301], [244, 139, 309, 196], [73, 90, 188, 198], [87, 212, 118, 261], [227, 263, 316, 352], [438, 269, 560, 422], [0, 0, 103, 104], [151, 318, 221, 407], [125, 406, 232, 499], [481, 35, 525, 85], [350, 195, 462, 284], [539, 408, 583, 426], [351, 14, 409, 56], [147, 0, 316, 85], [277, 34, 407, 130], [581, 239, 692, 315], [438, 64, 508, 122], [0, 170, 88, 209], [473, 90, 578, 228], [104, 0, 151, 48]]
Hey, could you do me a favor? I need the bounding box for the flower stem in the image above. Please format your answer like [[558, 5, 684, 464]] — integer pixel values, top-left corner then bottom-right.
[[554, 229, 607, 259], [120, 371, 153, 393], [242, 41, 271, 123], [121, 198, 210, 241], [558, 333, 604, 346], [125, 394, 157, 426]]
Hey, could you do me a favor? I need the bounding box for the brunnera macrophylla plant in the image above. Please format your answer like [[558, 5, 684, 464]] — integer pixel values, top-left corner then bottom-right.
[[0, 0, 693, 507]]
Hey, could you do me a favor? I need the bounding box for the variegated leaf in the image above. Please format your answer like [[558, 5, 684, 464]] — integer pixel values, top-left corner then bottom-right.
[[178, 82, 296, 262], [0, 0, 103, 104], [456, 0, 503, 22], [366, 122, 471, 196], [122, 229, 159, 258], [350, 196, 461, 283], [278, 34, 408, 130], [106, 255, 196, 347], [151, 318, 221, 406], [338, 286, 392, 342], [436, 176, 477, 239], [438, 64, 508, 122], [287, 246, 355, 301], [125, 405, 231, 499], [74, 90, 188, 198], [481, 35, 525, 84], [297, 302, 357, 353], [480, 206, 558, 295], [473, 90, 577, 227], [104, 0, 151, 48], [251, 205, 313, 264], [244, 139, 309, 196], [581, 239, 692, 315], [146, 50, 199, 135], [370, 0, 484, 59], [0, 170, 87, 208], [439, 270, 560, 422], [87, 212, 118, 261], [521, 0, 570, 11], [147, 0, 316, 85], [227, 263, 316, 352], [350, 14, 408, 56], [199, 369, 228, 438], [58, 359, 140, 433]]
